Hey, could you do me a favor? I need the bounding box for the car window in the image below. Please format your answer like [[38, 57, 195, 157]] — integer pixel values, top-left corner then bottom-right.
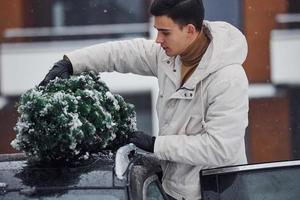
[[145, 180, 165, 200], [1, 189, 127, 200], [143, 175, 166, 200], [201, 164, 300, 200]]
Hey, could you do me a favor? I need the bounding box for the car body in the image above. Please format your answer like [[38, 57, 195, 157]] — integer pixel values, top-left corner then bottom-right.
[[0, 152, 168, 200], [2, 153, 300, 200]]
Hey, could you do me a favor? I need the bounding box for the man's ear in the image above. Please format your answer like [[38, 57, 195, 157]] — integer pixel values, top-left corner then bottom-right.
[[186, 24, 197, 35]]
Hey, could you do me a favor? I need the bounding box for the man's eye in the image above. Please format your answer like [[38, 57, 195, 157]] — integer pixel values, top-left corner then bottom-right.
[[162, 32, 170, 36]]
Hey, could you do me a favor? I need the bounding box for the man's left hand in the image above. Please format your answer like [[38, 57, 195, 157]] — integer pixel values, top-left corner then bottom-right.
[[129, 131, 155, 153]]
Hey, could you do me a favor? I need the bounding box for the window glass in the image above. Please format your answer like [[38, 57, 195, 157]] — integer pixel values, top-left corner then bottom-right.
[[146, 180, 165, 200], [62, 0, 149, 26], [203, 0, 242, 30], [26, 0, 150, 27]]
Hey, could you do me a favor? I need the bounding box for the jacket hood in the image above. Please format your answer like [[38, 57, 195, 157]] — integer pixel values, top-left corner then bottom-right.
[[190, 21, 248, 83]]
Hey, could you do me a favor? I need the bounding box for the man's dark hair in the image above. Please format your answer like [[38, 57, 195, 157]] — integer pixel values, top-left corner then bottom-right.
[[150, 0, 205, 31]]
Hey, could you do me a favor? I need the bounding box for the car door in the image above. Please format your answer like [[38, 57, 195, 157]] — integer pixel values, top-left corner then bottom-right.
[[143, 174, 168, 200]]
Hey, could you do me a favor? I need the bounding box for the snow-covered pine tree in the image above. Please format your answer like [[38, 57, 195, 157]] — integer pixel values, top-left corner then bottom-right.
[[11, 72, 137, 163]]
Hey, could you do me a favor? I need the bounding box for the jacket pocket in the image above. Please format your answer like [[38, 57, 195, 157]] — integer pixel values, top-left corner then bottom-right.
[[184, 115, 203, 135]]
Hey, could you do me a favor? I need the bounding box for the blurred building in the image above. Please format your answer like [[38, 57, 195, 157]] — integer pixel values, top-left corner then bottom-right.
[[0, 0, 300, 164]]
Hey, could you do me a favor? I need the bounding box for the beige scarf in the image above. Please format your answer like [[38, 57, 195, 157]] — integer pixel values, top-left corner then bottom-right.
[[180, 30, 210, 86]]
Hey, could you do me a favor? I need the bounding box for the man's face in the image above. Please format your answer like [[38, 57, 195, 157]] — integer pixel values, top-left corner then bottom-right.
[[154, 15, 191, 57]]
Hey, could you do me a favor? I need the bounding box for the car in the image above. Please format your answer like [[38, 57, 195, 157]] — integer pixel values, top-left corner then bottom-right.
[[4, 148, 300, 200], [200, 159, 300, 200], [0, 149, 168, 200]]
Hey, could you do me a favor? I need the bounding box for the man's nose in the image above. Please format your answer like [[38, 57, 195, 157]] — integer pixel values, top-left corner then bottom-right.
[[155, 33, 163, 44]]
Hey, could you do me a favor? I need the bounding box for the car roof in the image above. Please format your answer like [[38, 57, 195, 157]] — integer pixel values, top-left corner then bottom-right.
[[0, 153, 127, 190]]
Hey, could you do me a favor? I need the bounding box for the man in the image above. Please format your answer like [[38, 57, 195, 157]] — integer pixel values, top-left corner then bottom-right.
[[40, 0, 249, 199]]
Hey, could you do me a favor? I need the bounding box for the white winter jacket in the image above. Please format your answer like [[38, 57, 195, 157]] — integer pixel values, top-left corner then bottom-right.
[[66, 21, 249, 200]]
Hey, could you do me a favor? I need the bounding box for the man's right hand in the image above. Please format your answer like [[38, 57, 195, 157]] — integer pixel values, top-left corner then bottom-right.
[[39, 58, 73, 86]]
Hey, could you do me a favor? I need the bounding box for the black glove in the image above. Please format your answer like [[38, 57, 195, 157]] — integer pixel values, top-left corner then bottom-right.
[[129, 131, 156, 153], [39, 58, 73, 86]]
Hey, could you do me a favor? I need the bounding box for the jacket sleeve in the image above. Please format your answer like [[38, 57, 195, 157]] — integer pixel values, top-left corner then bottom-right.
[[154, 66, 249, 167], [65, 38, 160, 77]]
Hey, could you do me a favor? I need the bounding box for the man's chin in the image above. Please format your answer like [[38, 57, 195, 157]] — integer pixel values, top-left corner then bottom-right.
[[165, 50, 175, 57]]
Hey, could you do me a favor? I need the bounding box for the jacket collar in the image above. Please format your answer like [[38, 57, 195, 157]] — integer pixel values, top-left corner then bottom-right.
[[161, 41, 213, 88], [160, 22, 216, 100], [163, 42, 213, 100]]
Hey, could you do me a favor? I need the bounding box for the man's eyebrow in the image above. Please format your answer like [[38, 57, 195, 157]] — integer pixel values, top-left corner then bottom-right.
[[153, 25, 171, 32]]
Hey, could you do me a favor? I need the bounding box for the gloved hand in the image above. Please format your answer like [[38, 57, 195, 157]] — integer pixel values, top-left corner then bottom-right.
[[39, 58, 73, 86], [129, 131, 156, 153]]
